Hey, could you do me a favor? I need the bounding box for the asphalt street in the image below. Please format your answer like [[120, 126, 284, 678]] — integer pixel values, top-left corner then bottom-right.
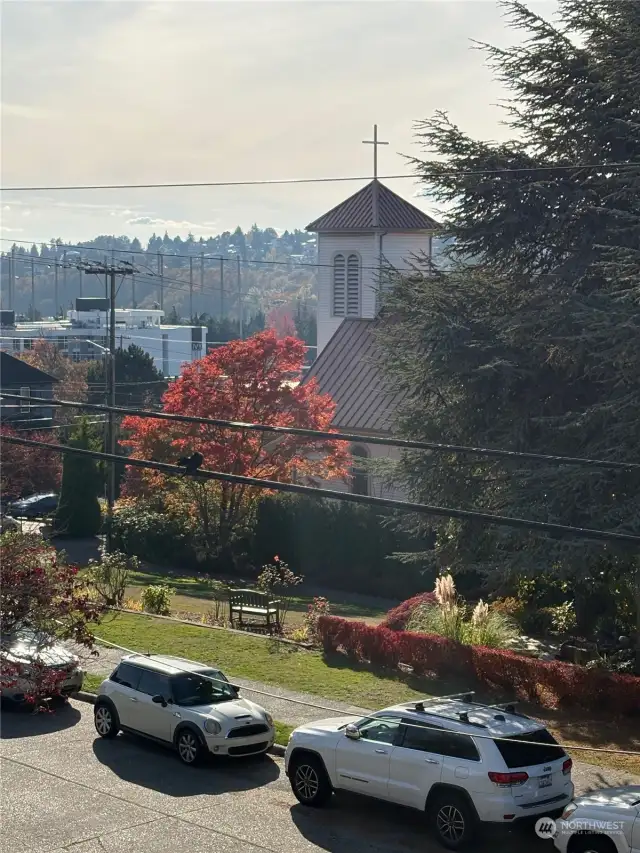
[[1, 699, 555, 853]]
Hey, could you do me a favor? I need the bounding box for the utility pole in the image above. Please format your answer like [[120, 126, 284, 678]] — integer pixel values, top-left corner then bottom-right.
[[9, 247, 15, 310], [200, 251, 204, 295], [62, 250, 67, 308], [80, 260, 134, 551], [189, 257, 194, 320], [31, 257, 35, 320], [54, 252, 59, 317], [220, 256, 224, 319], [131, 254, 136, 308], [158, 252, 164, 311], [237, 254, 243, 339]]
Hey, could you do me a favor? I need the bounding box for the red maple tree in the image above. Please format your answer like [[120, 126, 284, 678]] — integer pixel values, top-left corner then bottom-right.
[[120, 331, 349, 561], [0, 426, 62, 502]]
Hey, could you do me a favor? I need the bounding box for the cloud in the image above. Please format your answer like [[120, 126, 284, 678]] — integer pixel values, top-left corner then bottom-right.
[[126, 216, 216, 233], [0, 226, 24, 233]]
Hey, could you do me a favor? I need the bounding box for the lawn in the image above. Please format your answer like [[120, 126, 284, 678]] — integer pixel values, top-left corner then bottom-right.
[[92, 612, 640, 776], [123, 566, 388, 628]]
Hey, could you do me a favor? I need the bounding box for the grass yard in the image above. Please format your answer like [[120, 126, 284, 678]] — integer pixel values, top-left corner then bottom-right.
[[124, 566, 387, 628], [92, 612, 640, 776]]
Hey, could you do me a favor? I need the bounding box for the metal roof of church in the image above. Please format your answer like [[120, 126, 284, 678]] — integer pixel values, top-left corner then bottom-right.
[[306, 180, 441, 232], [303, 318, 404, 433]]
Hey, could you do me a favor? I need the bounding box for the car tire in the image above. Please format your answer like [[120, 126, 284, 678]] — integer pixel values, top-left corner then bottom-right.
[[94, 701, 120, 739], [427, 790, 478, 850], [569, 835, 617, 853], [289, 754, 332, 807], [175, 728, 206, 767]]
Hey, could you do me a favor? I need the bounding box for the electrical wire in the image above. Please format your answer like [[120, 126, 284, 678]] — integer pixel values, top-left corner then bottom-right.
[[3, 434, 640, 546], [80, 633, 640, 757], [2, 161, 639, 192], [2, 390, 639, 473]]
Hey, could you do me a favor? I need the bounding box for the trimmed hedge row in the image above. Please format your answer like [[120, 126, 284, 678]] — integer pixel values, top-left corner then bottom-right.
[[317, 615, 640, 716]]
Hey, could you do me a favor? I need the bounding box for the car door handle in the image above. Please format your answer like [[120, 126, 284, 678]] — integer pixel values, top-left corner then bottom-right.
[[375, 749, 388, 754], [129, 697, 138, 702], [424, 758, 440, 764]]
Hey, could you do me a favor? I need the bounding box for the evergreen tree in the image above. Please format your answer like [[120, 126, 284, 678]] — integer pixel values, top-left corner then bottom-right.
[[87, 344, 166, 406], [54, 420, 103, 537], [378, 1, 640, 646]]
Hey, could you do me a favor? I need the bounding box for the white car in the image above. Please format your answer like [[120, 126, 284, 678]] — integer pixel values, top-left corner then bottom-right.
[[553, 787, 640, 853], [0, 629, 84, 703], [94, 653, 275, 765], [284, 693, 574, 850]]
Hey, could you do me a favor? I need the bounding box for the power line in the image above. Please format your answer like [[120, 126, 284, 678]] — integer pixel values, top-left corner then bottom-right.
[[2, 390, 639, 472], [2, 161, 638, 192], [3, 433, 640, 546]]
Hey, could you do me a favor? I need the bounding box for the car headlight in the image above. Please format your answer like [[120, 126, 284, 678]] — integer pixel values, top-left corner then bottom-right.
[[204, 718, 222, 735], [263, 712, 274, 727], [561, 803, 578, 820]]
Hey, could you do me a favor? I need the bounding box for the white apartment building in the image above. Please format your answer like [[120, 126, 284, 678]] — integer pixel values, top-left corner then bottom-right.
[[0, 301, 207, 377]]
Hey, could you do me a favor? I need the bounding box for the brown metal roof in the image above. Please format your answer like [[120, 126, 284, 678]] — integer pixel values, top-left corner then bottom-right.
[[306, 180, 440, 232], [303, 318, 403, 432]]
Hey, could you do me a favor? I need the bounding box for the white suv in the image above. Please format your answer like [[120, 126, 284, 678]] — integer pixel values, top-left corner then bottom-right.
[[94, 654, 275, 765], [284, 693, 574, 850]]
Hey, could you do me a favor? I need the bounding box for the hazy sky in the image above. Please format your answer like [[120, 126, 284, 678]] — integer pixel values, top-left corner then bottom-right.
[[1, 0, 558, 245]]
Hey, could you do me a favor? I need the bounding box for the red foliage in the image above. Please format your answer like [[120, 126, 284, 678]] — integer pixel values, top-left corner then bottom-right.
[[0, 532, 105, 705], [380, 592, 438, 631], [317, 616, 640, 717], [267, 306, 296, 339], [0, 425, 62, 501], [120, 331, 350, 549]]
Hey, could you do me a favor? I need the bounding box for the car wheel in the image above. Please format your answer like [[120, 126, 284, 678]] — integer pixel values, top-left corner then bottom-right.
[[428, 791, 477, 850], [175, 729, 206, 767], [569, 835, 617, 853], [289, 754, 332, 807], [94, 702, 120, 739]]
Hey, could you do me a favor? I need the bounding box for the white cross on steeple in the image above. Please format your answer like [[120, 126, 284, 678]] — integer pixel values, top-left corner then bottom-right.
[[362, 124, 389, 180]]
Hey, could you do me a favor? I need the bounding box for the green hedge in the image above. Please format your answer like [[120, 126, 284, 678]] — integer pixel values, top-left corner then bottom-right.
[[249, 496, 434, 599]]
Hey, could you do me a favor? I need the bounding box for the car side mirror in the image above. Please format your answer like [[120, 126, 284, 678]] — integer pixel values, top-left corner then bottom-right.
[[152, 694, 167, 707], [345, 724, 360, 740]]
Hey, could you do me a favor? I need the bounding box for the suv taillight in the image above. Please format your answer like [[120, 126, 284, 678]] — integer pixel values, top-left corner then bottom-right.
[[562, 758, 572, 775], [488, 771, 529, 786]]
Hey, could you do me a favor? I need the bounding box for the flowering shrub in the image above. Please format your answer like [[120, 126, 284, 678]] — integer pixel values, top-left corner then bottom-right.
[[256, 556, 303, 629], [380, 592, 437, 630], [0, 531, 105, 709], [303, 597, 331, 644], [316, 615, 640, 716], [141, 584, 173, 615]]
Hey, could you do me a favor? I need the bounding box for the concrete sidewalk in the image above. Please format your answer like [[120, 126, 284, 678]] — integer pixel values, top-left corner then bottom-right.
[[70, 640, 640, 795]]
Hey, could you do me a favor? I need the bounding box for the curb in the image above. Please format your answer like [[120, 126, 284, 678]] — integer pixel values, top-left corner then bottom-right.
[[74, 691, 287, 756]]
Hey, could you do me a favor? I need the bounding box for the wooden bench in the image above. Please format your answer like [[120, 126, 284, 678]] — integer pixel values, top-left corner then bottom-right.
[[228, 589, 281, 632]]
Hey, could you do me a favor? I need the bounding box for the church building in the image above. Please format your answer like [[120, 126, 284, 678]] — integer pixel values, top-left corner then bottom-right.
[[303, 129, 441, 498]]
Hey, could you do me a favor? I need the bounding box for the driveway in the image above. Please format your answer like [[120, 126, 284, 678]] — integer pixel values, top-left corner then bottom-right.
[[2, 700, 556, 853]]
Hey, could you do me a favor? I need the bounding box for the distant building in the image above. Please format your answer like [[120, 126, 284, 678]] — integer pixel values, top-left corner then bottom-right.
[[303, 177, 441, 498], [0, 300, 207, 377], [0, 350, 58, 428]]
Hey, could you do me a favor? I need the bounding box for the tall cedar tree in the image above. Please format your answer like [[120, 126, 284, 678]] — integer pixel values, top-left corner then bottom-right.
[[377, 1, 640, 640], [120, 330, 349, 564], [54, 420, 103, 537]]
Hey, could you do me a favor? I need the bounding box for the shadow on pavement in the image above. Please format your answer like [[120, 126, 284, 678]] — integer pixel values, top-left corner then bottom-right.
[[93, 732, 280, 797], [289, 795, 547, 853], [0, 699, 82, 738]]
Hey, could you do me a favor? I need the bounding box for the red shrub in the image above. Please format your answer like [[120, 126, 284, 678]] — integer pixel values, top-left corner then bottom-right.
[[380, 592, 437, 631], [316, 615, 640, 717]]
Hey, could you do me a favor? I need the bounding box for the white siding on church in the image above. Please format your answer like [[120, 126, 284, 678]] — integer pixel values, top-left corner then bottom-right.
[[317, 232, 377, 351], [316, 231, 433, 353], [321, 441, 406, 500]]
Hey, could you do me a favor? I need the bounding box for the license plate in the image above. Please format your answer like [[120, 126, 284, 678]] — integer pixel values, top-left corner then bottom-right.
[[539, 774, 552, 788]]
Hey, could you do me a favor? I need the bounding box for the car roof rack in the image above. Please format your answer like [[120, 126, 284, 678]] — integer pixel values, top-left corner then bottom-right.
[[408, 692, 528, 724]]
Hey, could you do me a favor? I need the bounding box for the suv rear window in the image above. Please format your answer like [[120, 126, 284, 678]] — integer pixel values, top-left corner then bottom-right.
[[494, 728, 566, 768]]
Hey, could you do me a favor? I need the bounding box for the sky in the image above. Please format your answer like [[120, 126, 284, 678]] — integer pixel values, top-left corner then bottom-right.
[[1, 0, 559, 246]]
